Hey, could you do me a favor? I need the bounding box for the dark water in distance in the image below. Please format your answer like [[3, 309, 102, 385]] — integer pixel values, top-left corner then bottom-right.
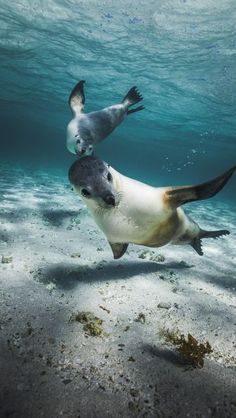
[[0, 0, 236, 201]]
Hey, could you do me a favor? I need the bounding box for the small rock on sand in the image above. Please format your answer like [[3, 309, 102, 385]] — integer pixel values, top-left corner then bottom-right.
[[1, 255, 13, 264], [157, 302, 171, 309], [70, 252, 81, 258], [135, 313, 146, 324], [138, 250, 165, 262]]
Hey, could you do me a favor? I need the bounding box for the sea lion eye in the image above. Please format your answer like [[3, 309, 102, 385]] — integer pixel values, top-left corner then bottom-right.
[[107, 172, 112, 182], [76, 139, 81, 144], [81, 188, 91, 197]]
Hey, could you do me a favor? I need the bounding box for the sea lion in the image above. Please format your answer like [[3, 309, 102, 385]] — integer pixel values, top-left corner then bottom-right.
[[69, 156, 235, 259], [66, 80, 144, 157]]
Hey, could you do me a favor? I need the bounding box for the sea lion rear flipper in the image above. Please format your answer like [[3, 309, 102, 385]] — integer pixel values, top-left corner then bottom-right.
[[69, 80, 85, 115], [190, 238, 203, 256], [190, 229, 230, 256], [127, 105, 145, 115], [109, 242, 129, 259], [165, 166, 236, 207], [122, 86, 143, 108], [200, 229, 230, 239]]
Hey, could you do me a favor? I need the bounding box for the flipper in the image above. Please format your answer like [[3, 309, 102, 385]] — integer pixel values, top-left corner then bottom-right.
[[69, 80, 85, 115], [127, 105, 145, 115], [165, 166, 236, 208], [122, 86, 143, 108], [190, 238, 204, 256], [109, 242, 129, 259], [190, 229, 230, 256]]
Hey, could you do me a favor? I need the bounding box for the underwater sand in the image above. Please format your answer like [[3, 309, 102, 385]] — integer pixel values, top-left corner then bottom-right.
[[0, 165, 235, 418]]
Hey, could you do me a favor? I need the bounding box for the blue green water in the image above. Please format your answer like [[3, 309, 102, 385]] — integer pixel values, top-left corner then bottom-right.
[[0, 0, 235, 200], [0, 4, 236, 415]]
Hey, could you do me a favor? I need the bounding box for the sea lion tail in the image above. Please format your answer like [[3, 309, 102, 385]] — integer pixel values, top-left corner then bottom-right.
[[165, 166, 236, 207], [122, 86, 143, 109], [190, 229, 230, 256]]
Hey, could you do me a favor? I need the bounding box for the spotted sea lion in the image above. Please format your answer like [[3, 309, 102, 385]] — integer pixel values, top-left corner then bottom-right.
[[69, 156, 235, 259], [66, 80, 144, 157]]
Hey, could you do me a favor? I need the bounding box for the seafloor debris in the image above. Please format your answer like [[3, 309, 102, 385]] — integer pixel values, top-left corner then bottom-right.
[[1, 255, 13, 264], [99, 305, 111, 314], [138, 250, 165, 262], [70, 252, 81, 258], [22, 321, 33, 337], [160, 328, 213, 368], [70, 311, 105, 337], [135, 313, 146, 324], [46, 282, 56, 291], [124, 325, 130, 331], [83, 321, 104, 336], [157, 302, 171, 309]]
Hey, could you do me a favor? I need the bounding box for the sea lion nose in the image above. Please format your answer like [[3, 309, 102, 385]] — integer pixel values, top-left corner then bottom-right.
[[81, 147, 86, 155], [104, 194, 116, 207]]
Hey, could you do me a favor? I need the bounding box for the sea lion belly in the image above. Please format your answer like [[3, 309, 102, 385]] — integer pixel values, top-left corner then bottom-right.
[[91, 173, 179, 247], [93, 206, 179, 247]]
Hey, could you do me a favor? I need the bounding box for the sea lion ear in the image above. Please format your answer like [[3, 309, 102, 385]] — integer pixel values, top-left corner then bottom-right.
[[109, 242, 129, 259], [165, 166, 236, 208], [69, 80, 85, 115]]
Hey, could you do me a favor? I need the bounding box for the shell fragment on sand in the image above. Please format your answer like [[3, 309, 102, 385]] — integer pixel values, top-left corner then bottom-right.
[[1, 255, 13, 264]]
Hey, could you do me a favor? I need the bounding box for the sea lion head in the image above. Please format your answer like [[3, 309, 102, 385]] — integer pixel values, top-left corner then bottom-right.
[[74, 135, 94, 157], [66, 121, 94, 157], [69, 156, 118, 208]]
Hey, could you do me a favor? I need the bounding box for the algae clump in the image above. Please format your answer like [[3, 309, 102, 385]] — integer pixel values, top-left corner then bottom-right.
[[70, 311, 105, 337], [160, 328, 212, 368], [83, 320, 103, 336]]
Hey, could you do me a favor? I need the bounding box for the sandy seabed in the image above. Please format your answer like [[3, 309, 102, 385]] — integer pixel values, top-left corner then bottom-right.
[[0, 165, 235, 418]]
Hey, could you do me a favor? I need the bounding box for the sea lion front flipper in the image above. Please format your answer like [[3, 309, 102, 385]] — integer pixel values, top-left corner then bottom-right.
[[165, 166, 236, 208], [109, 242, 129, 259], [69, 80, 85, 115]]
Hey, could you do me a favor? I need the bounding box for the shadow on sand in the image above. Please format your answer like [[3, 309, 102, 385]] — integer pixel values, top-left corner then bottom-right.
[[143, 343, 186, 367], [37, 259, 196, 290]]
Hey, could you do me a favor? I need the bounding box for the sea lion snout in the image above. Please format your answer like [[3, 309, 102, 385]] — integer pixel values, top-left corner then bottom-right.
[[103, 194, 116, 207], [80, 147, 87, 156], [75, 141, 94, 157]]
